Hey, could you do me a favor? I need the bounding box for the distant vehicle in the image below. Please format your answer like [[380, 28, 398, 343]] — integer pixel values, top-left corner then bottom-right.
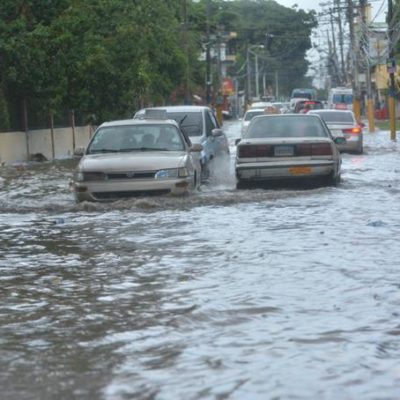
[[134, 105, 229, 182], [309, 109, 363, 154], [241, 108, 265, 136], [290, 88, 317, 110], [249, 101, 272, 110], [71, 114, 203, 202], [291, 88, 317, 100], [271, 102, 290, 114], [295, 100, 324, 113], [235, 114, 344, 189], [327, 87, 353, 110]]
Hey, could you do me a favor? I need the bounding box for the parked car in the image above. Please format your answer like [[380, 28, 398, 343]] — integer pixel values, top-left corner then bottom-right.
[[241, 108, 265, 136], [134, 105, 229, 181], [235, 114, 344, 189], [71, 114, 202, 202], [308, 109, 363, 154]]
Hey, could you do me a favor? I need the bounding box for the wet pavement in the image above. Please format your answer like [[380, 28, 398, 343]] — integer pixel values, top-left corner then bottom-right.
[[1, 120, 400, 399]]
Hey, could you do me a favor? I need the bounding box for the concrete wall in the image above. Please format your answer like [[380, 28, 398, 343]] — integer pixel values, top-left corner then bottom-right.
[[0, 125, 93, 165]]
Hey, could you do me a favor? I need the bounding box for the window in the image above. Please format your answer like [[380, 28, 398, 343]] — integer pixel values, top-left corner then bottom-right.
[[205, 112, 215, 136], [166, 112, 202, 137], [246, 116, 327, 139]]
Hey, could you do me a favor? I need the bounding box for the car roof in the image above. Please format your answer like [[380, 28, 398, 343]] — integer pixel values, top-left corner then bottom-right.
[[309, 109, 353, 114], [99, 118, 180, 128], [245, 108, 265, 113], [137, 105, 210, 113], [253, 113, 321, 120]]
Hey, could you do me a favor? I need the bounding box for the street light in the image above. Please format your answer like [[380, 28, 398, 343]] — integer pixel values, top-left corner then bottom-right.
[[247, 45, 264, 100]]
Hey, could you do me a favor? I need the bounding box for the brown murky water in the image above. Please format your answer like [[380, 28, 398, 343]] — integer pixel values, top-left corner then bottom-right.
[[1, 122, 400, 399]]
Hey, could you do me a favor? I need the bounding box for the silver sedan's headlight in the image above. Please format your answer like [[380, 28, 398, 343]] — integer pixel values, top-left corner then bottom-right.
[[155, 168, 189, 179], [74, 171, 106, 181], [74, 171, 84, 182]]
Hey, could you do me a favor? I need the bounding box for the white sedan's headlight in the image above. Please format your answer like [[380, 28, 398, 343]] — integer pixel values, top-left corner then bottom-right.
[[155, 168, 189, 179]]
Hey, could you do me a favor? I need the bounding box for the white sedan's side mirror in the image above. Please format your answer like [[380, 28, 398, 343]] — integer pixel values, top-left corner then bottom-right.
[[211, 128, 223, 137]]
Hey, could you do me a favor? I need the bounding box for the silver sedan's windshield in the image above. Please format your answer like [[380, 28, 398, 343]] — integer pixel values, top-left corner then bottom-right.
[[88, 124, 185, 154], [245, 116, 328, 139]]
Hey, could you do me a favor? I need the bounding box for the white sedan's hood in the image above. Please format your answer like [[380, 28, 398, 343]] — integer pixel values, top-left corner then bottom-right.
[[79, 151, 187, 172]]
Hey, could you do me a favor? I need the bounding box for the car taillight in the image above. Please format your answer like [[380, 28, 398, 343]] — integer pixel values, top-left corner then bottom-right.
[[297, 144, 312, 156], [311, 143, 332, 155], [342, 127, 361, 134], [297, 143, 332, 156], [238, 145, 271, 157]]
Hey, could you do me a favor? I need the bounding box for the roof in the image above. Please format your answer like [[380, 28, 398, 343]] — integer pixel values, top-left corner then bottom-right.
[[309, 109, 353, 114], [136, 105, 210, 114], [100, 118, 180, 128]]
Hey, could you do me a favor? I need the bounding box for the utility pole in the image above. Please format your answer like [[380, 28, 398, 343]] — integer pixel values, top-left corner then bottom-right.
[[360, 0, 375, 132], [246, 45, 252, 105], [388, 0, 396, 140], [182, 0, 190, 104], [205, 0, 211, 105], [335, 0, 346, 83], [255, 53, 260, 99], [347, 0, 361, 121]]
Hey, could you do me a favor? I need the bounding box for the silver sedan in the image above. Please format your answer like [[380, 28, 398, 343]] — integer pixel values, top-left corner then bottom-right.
[[235, 114, 344, 189], [71, 118, 202, 202]]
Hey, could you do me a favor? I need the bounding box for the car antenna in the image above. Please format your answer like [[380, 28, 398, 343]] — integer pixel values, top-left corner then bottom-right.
[[179, 115, 188, 126]]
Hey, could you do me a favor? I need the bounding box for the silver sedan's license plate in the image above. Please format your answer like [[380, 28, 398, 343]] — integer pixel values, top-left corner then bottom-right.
[[274, 145, 294, 156]]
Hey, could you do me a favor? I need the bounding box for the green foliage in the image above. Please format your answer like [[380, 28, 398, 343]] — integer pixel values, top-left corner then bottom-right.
[[0, 0, 317, 129], [192, 0, 317, 97]]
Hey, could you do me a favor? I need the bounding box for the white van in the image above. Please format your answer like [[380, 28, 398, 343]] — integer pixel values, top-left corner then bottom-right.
[[327, 87, 353, 110]]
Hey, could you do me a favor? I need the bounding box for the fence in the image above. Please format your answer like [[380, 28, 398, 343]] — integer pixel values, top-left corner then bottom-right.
[[0, 125, 93, 165]]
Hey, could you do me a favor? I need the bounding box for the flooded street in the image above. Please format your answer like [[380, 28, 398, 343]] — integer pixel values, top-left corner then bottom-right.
[[1, 120, 400, 399]]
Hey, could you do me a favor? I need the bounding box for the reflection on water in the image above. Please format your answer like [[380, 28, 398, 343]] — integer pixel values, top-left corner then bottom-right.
[[1, 123, 400, 399]]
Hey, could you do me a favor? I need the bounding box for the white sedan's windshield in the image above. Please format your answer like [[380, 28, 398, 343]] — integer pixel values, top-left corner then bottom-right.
[[312, 112, 354, 124], [244, 110, 265, 121], [245, 116, 328, 138], [88, 125, 185, 153]]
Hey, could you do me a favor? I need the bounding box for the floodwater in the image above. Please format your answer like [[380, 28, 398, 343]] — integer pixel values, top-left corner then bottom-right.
[[1, 121, 400, 399]]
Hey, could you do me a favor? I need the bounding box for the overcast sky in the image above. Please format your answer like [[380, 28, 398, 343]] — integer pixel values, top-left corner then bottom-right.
[[274, 0, 387, 22]]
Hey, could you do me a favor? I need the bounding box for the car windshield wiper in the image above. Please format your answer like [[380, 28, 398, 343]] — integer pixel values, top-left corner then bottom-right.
[[118, 147, 170, 152]]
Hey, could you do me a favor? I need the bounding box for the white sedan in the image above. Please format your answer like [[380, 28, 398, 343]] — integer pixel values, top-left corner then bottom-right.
[[241, 108, 265, 136], [235, 114, 344, 189], [309, 109, 363, 154], [71, 116, 202, 202]]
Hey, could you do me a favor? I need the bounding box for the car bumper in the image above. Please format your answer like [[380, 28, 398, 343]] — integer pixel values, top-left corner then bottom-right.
[[337, 135, 362, 153], [71, 178, 193, 202], [236, 160, 338, 181]]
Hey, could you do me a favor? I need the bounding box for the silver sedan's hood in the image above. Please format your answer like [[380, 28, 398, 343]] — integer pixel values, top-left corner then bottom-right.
[[79, 151, 187, 172], [189, 136, 203, 144]]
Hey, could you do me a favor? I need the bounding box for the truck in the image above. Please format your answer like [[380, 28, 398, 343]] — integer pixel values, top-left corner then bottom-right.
[[327, 87, 353, 110]]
